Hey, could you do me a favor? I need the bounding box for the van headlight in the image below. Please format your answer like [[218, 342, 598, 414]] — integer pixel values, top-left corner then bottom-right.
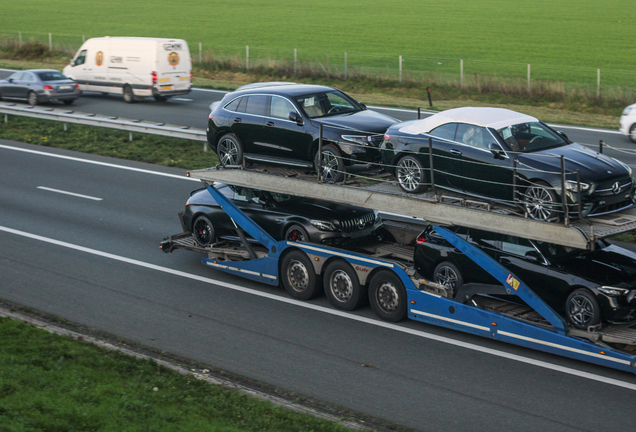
[[564, 180, 590, 192], [623, 105, 636, 116], [598, 286, 630, 296], [310, 220, 337, 231]]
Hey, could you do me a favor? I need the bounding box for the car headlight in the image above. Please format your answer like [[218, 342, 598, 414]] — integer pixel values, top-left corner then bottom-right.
[[598, 286, 630, 296], [341, 135, 370, 146], [623, 105, 636, 116], [564, 180, 590, 192], [310, 220, 337, 231]]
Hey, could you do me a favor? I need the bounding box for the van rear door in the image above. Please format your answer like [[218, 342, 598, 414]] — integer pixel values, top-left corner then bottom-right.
[[156, 40, 191, 95]]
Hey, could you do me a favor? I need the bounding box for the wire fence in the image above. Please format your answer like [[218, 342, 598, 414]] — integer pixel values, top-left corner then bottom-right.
[[3, 31, 636, 102]]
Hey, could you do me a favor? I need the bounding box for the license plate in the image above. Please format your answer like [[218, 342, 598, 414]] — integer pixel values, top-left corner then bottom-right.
[[161, 85, 172, 90], [59, 85, 71, 90]]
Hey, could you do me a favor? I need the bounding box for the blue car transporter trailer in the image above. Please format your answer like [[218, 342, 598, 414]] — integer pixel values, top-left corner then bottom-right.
[[163, 182, 636, 373]]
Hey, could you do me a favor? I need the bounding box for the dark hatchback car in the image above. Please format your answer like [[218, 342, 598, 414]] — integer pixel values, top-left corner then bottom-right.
[[183, 183, 383, 246], [0, 69, 80, 106], [415, 225, 636, 329], [381, 107, 635, 221], [207, 84, 398, 182]]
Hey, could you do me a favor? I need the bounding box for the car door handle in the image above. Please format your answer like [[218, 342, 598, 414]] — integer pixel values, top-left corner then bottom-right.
[[234, 118, 242, 123], [500, 257, 512, 264], [266, 121, 275, 127], [449, 149, 462, 155]]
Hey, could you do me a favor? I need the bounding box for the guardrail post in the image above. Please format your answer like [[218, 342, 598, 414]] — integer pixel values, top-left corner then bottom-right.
[[129, 131, 133, 142], [599, 140, 604, 154], [63, 122, 67, 131], [561, 155, 569, 225], [428, 137, 435, 194], [318, 124, 323, 183], [4, 114, 7, 123]]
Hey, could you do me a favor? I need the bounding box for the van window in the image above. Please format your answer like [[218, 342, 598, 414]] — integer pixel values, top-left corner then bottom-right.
[[270, 96, 295, 119], [245, 95, 268, 116], [75, 50, 87, 66]]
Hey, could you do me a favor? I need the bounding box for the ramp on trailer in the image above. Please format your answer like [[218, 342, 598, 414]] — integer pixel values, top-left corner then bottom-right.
[[186, 166, 636, 250]]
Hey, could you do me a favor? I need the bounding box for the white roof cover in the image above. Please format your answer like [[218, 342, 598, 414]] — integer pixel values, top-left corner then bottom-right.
[[399, 107, 539, 135]]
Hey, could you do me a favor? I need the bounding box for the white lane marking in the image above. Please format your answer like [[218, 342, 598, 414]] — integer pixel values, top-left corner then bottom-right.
[[37, 186, 103, 201], [192, 88, 230, 95], [172, 98, 193, 102], [0, 144, 199, 182], [1, 224, 636, 391], [549, 123, 622, 135]]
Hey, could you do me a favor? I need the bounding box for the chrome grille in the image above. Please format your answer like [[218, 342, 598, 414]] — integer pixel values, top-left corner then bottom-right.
[[595, 180, 633, 196], [340, 213, 375, 232]]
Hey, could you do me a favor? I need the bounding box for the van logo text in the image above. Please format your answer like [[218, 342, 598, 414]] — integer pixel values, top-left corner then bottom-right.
[[164, 43, 182, 51], [110, 56, 123, 64]]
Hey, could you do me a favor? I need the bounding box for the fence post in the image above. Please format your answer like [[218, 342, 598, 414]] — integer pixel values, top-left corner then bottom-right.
[[294, 48, 297, 74], [199, 42, 202, 63], [417, 107, 421, 119], [344, 51, 348, 79], [318, 124, 324, 182], [82, 35, 85, 43], [460, 59, 463, 88], [428, 137, 436, 194], [399, 55, 402, 83], [18, 31, 22, 47], [597, 68, 600, 98], [599, 140, 604, 154], [49, 33, 52, 51], [527, 64, 531, 93], [246, 45, 249, 70]]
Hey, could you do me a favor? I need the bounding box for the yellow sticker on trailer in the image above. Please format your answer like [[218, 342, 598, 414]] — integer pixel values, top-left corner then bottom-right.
[[506, 274, 520, 290]]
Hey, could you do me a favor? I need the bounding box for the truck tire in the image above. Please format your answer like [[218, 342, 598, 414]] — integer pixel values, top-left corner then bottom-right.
[[123, 85, 135, 103], [323, 260, 366, 310], [192, 215, 216, 247], [281, 250, 321, 300], [565, 288, 601, 329], [368, 270, 407, 322]]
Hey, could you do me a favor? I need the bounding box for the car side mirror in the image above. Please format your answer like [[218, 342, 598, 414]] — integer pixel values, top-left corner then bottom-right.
[[70, 59, 75, 66], [524, 250, 542, 263], [288, 111, 304, 125], [7, 78, 13, 83], [489, 143, 506, 159], [556, 130, 570, 143], [358, 101, 367, 110]]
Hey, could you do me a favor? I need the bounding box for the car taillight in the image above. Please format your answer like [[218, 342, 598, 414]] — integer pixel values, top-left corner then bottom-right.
[[415, 234, 426, 245], [43, 85, 53, 91], [209, 113, 214, 120], [75, 84, 80, 89], [151, 71, 157, 85], [383, 134, 392, 141]]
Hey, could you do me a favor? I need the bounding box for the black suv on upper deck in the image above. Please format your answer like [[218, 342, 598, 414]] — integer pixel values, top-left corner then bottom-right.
[[207, 84, 398, 182]]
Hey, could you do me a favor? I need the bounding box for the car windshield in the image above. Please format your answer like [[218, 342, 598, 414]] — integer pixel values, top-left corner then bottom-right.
[[268, 192, 301, 203], [496, 122, 567, 153], [295, 91, 360, 119], [37, 71, 67, 81]]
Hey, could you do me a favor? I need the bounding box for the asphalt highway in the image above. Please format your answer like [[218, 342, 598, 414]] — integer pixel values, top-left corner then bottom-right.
[[2, 140, 636, 431]]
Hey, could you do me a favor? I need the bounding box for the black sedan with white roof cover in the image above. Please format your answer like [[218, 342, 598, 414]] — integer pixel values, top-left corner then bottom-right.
[[183, 183, 383, 247], [381, 107, 635, 221], [207, 84, 398, 182]]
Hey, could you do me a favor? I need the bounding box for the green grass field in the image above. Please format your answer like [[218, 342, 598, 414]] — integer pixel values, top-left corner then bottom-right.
[[1, 0, 635, 87]]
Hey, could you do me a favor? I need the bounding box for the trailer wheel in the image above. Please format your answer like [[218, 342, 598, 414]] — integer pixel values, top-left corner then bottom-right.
[[323, 260, 365, 310], [192, 215, 216, 247], [123, 85, 135, 103], [368, 270, 407, 322], [433, 262, 463, 291], [565, 288, 601, 329], [285, 224, 309, 243], [281, 250, 321, 300]]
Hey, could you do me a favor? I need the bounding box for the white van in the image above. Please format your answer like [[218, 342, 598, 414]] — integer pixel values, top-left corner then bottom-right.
[[63, 37, 192, 103]]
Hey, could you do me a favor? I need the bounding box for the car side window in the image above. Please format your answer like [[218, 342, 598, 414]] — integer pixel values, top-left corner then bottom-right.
[[224, 97, 242, 112], [270, 96, 296, 120], [466, 228, 500, 250], [456, 124, 489, 149], [232, 187, 261, 204], [75, 50, 87, 66], [9, 72, 24, 81], [429, 123, 457, 141], [245, 95, 268, 116], [23, 73, 36, 82], [501, 235, 536, 257]]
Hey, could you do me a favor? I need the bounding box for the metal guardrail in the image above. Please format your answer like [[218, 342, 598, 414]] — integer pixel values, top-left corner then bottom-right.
[[0, 102, 208, 147]]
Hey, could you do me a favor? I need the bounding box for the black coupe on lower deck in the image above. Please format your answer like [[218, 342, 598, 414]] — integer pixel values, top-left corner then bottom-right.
[[183, 184, 383, 247]]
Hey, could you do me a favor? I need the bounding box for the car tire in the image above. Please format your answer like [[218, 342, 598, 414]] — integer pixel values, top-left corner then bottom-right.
[[396, 155, 429, 194], [565, 288, 601, 330], [315, 144, 345, 183], [323, 260, 366, 310], [524, 180, 559, 221], [192, 215, 216, 247], [629, 124, 636, 144], [63, 100, 74, 105], [217, 134, 244, 166], [433, 261, 463, 292], [368, 270, 407, 322], [122, 85, 135, 103], [285, 224, 310, 243], [281, 250, 321, 300], [27, 91, 38, 106]]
